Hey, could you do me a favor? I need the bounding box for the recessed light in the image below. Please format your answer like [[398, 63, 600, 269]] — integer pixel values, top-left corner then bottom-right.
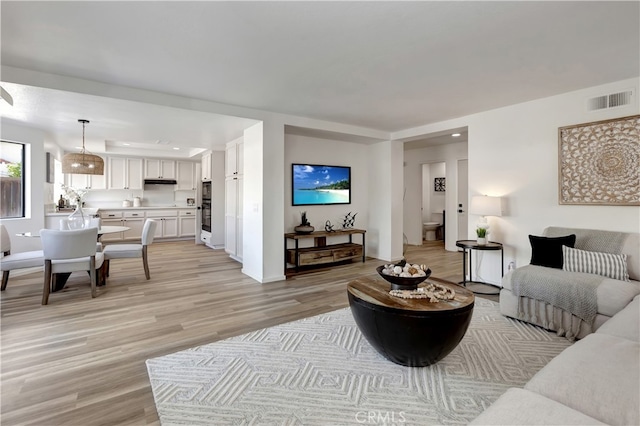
[[173, 147, 180, 150], [75, 146, 83, 149], [122, 143, 131, 146], [451, 133, 461, 137]]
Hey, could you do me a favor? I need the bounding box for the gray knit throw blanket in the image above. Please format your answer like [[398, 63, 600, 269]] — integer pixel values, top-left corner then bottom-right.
[[511, 265, 604, 325]]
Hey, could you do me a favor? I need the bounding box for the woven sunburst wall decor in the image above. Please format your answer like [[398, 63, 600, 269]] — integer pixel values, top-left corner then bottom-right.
[[558, 114, 639, 205]]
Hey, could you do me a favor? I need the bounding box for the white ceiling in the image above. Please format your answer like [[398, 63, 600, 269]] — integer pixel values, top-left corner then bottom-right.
[[0, 82, 258, 158], [1, 1, 638, 155]]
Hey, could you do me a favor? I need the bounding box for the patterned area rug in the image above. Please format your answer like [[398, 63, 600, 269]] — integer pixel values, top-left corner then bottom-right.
[[146, 299, 572, 425]]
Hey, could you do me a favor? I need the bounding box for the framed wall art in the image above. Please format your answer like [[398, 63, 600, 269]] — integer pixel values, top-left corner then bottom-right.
[[558, 114, 639, 205], [434, 177, 445, 192]]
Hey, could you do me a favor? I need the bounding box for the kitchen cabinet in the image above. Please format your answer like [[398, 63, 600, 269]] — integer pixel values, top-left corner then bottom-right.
[[144, 159, 176, 180], [66, 170, 106, 190], [108, 157, 143, 190], [201, 151, 212, 182], [225, 140, 243, 177], [100, 211, 124, 242], [225, 140, 243, 261], [176, 161, 198, 190], [98, 208, 194, 241], [146, 210, 178, 238], [178, 209, 196, 237], [210, 152, 226, 246], [98, 211, 143, 241], [224, 179, 243, 259], [122, 211, 145, 240]]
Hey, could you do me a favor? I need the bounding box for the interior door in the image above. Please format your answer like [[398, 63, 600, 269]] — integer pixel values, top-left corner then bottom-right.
[[457, 159, 468, 241]]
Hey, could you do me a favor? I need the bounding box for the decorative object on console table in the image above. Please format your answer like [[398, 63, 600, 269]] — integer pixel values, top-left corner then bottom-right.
[[434, 177, 445, 192], [294, 211, 314, 234], [325, 220, 335, 232], [342, 212, 357, 229], [558, 114, 640, 206]]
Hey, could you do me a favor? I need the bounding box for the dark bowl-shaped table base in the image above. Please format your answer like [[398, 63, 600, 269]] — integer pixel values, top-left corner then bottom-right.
[[348, 276, 474, 367]]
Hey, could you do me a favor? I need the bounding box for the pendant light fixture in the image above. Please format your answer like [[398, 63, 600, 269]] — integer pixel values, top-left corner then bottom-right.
[[62, 119, 104, 175]]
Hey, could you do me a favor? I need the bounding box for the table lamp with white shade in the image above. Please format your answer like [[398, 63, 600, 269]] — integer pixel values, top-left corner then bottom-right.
[[470, 195, 502, 244]]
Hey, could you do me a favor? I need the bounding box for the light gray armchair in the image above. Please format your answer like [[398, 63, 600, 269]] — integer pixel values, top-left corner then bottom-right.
[[103, 219, 158, 280], [0, 224, 44, 291], [40, 227, 105, 305]]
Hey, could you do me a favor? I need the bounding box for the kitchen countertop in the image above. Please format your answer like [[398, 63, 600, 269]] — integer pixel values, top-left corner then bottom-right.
[[99, 206, 197, 210]]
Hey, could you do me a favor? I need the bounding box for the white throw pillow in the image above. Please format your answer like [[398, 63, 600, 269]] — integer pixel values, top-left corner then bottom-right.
[[563, 245, 629, 282]]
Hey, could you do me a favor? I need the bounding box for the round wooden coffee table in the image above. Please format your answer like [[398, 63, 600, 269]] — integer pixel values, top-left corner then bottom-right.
[[347, 276, 474, 367]]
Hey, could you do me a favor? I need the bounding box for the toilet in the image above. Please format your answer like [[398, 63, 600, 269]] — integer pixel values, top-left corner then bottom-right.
[[423, 212, 444, 241], [423, 222, 440, 241]]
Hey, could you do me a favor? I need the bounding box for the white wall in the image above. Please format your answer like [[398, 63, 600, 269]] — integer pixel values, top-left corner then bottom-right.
[[0, 122, 48, 252], [242, 120, 286, 283], [284, 133, 370, 253], [468, 78, 640, 283], [403, 141, 468, 249], [397, 76, 640, 285], [242, 122, 265, 282], [367, 140, 404, 262]]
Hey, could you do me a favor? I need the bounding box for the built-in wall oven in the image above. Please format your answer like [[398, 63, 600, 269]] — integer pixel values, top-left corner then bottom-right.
[[201, 181, 212, 232]]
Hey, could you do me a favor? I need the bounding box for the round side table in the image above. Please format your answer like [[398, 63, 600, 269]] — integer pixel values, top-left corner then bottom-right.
[[455, 240, 503, 295]]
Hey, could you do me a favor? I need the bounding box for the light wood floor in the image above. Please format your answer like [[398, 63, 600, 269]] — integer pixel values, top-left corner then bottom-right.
[[1, 240, 472, 425]]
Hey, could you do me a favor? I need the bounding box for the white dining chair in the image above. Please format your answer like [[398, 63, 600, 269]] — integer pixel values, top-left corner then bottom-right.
[[40, 227, 105, 305], [0, 224, 44, 291], [103, 219, 158, 280]]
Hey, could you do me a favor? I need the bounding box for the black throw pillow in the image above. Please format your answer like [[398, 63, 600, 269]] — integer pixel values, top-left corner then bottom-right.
[[529, 234, 577, 269]]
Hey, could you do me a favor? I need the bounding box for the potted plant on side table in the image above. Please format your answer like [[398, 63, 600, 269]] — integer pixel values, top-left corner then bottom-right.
[[476, 227, 487, 245]]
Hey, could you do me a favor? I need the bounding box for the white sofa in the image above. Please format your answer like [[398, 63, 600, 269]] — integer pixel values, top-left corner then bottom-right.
[[470, 294, 640, 425], [470, 227, 640, 425], [500, 227, 640, 339]]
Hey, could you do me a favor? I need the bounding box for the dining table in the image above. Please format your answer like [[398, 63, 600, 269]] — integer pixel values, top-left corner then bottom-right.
[[16, 226, 130, 291], [16, 225, 130, 238]]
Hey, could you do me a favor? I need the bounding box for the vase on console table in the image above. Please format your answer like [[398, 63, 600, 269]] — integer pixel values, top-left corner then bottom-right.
[[294, 225, 315, 234], [295, 211, 314, 234]]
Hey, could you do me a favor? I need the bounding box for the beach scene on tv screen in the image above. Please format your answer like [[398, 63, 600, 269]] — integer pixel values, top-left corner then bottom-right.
[[293, 164, 350, 205]]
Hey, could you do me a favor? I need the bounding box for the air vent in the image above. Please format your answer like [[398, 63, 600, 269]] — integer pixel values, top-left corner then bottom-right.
[[608, 90, 632, 108], [587, 89, 634, 111]]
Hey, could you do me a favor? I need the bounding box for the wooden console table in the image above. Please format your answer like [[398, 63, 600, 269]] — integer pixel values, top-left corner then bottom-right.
[[285, 228, 366, 273]]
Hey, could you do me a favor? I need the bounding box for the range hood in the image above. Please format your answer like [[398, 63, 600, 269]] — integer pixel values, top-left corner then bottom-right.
[[144, 179, 177, 185]]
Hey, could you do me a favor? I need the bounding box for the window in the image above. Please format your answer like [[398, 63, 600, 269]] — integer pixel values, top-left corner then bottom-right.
[[0, 141, 25, 218]]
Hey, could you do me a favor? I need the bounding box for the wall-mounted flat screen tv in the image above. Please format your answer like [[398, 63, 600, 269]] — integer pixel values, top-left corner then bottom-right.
[[292, 163, 351, 206]]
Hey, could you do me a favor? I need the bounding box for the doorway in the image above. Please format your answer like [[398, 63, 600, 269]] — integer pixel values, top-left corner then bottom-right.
[[421, 162, 446, 244]]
